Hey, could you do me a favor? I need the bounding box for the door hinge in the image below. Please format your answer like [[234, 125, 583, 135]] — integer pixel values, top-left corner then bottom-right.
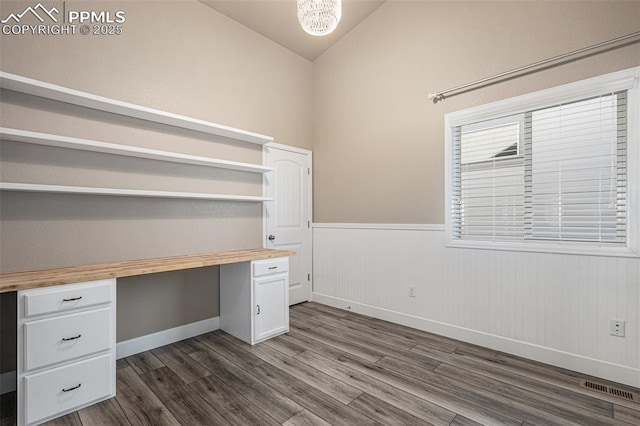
[[308, 168, 310, 175], [307, 273, 311, 281]]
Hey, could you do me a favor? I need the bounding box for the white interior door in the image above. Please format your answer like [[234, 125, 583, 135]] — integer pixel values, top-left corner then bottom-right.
[[264, 145, 312, 305]]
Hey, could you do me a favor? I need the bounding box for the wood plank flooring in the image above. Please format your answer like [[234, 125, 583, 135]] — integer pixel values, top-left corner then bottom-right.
[[19, 302, 640, 425]]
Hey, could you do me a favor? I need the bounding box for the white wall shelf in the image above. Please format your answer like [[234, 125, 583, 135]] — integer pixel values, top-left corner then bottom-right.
[[0, 72, 274, 146], [0, 128, 272, 174], [0, 183, 272, 203]]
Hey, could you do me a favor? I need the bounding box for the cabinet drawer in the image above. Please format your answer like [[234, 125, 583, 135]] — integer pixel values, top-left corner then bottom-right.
[[24, 353, 114, 425], [23, 279, 114, 317], [24, 307, 112, 371], [253, 257, 289, 277]]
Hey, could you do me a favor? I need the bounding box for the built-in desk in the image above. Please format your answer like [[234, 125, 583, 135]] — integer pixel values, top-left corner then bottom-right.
[[0, 248, 295, 293], [0, 248, 295, 425]]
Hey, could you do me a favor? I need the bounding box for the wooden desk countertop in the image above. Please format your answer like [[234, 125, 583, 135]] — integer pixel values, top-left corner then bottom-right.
[[0, 248, 295, 293]]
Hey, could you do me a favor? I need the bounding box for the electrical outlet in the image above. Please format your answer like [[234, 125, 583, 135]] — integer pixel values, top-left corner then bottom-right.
[[610, 319, 625, 337], [408, 286, 416, 298]]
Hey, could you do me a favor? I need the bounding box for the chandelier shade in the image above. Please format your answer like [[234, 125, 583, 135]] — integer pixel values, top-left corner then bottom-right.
[[297, 0, 342, 37]]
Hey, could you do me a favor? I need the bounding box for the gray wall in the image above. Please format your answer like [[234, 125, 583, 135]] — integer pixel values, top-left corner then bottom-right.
[[312, 0, 640, 223], [0, 0, 313, 345]]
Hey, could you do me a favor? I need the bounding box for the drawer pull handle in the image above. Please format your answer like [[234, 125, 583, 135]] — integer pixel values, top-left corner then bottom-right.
[[256, 304, 260, 315], [268, 266, 278, 270], [62, 383, 82, 392], [62, 296, 82, 302], [62, 334, 82, 341]]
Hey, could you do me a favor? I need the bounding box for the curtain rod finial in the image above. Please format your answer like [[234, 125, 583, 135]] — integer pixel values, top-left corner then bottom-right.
[[428, 93, 445, 104]]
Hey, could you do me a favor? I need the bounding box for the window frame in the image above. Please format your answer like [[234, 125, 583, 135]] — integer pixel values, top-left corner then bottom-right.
[[444, 67, 640, 257]]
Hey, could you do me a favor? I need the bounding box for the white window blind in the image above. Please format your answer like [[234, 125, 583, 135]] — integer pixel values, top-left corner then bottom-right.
[[451, 91, 627, 247], [453, 118, 524, 241], [527, 92, 626, 244]]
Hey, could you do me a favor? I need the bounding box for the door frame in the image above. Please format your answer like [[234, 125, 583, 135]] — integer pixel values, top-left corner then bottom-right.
[[262, 142, 313, 301]]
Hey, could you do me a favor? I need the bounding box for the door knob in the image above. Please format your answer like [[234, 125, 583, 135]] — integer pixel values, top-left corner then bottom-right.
[[268, 235, 276, 241]]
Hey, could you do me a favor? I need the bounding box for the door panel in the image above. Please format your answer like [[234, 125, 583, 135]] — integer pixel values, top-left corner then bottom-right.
[[265, 146, 312, 305], [254, 275, 287, 342]]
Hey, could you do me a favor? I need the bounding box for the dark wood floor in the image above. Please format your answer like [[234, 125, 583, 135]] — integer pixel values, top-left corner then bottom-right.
[[17, 302, 640, 425]]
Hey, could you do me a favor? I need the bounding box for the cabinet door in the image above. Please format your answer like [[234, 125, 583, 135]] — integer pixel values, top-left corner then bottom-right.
[[254, 275, 288, 343]]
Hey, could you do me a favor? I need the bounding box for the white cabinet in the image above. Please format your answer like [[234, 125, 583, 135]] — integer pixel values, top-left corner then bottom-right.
[[17, 279, 116, 425], [24, 354, 112, 425], [254, 274, 288, 342], [24, 308, 112, 371], [220, 257, 289, 344]]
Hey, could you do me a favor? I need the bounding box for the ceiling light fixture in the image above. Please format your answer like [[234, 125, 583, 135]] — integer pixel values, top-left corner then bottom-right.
[[297, 0, 342, 37]]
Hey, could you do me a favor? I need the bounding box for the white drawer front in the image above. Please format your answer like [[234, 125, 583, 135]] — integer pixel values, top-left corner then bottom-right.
[[23, 279, 114, 317], [253, 257, 289, 277], [24, 308, 112, 371], [25, 353, 113, 425]]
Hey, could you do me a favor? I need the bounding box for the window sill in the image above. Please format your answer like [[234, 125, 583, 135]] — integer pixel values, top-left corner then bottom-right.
[[446, 239, 639, 258]]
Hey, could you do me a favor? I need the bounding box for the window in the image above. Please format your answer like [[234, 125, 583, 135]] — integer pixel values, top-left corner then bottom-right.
[[455, 115, 525, 241], [445, 68, 639, 256]]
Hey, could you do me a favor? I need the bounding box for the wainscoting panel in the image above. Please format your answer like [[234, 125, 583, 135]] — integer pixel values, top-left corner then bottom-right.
[[312, 224, 640, 387]]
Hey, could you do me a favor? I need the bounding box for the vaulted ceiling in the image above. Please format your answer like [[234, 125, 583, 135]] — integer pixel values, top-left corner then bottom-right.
[[199, 0, 386, 61]]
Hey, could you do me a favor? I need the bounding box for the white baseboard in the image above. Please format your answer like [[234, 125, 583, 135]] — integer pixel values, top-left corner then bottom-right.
[[116, 316, 219, 359], [312, 292, 640, 388], [0, 370, 16, 394]]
